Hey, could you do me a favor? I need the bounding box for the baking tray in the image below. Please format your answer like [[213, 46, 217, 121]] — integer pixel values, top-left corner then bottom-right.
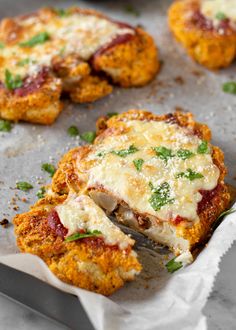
[[0, 0, 236, 329]]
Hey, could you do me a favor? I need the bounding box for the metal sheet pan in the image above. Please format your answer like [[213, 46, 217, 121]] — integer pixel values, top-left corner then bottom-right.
[[0, 0, 236, 329]]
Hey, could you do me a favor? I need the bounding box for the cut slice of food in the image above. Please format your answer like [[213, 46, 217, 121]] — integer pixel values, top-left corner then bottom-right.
[[14, 193, 141, 295], [52, 110, 230, 256], [0, 7, 159, 124], [168, 0, 236, 69]]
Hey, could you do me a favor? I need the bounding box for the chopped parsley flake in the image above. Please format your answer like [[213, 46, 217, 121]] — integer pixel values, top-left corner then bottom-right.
[[215, 12, 227, 20], [149, 182, 174, 211], [133, 158, 144, 172], [67, 125, 79, 137], [166, 257, 183, 273], [97, 151, 106, 157], [41, 163, 56, 177], [17, 58, 30, 66], [197, 140, 209, 154], [36, 187, 46, 199], [19, 32, 50, 47], [16, 181, 33, 191], [0, 42, 5, 49], [65, 230, 102, 242], [59, 46, 66, 56], [80, 131, 96, 144], [222, 81, 236, 95], [177, 149, 194, 160], [0, 119, 12, 132], [124, 4, 140, 17], [153, 146, 174, 163], [56, 8, 69, 17], [107, 112, 118, 118], [176, 168, 204, 181], [212, 208, 236, 231], [111, 144, 139, 158], [5, 69, 23, 90]]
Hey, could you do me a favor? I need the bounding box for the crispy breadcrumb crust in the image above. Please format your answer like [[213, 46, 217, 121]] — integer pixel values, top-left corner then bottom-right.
[[13, 194, 141, 295], [51, 110, 230, 252], [0, 75, 63, 124], [93, 28, 160, 87], [168, 0, 236, 69], [0, 7, 159, 124]]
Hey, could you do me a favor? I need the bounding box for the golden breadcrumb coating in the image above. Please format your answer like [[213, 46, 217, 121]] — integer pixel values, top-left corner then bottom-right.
[[51, 110, 230, 253], [0, 75, 63, 124], [168, 0, 236, 69], [69, 76, 113, 104], [0, 7, 159, 124], [14, 194, 141, 295], [93, 28, 160, 87]]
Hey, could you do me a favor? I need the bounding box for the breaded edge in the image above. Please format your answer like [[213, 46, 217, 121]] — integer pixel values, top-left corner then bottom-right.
[[0, 76, 63, 124], [13, 193, 141, 295], [51, 109, 231, 253], [168, 0, 236, 69]]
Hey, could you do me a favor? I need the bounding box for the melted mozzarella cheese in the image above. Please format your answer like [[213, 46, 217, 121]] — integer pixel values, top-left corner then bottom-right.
[[55, 194, 134, 249], [201, 0, 236, 25], [85, 120, 220, 223], [0, 11, 134, 81]]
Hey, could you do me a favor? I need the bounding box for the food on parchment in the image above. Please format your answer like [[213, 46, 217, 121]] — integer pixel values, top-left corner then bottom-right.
[[14, 109, 230, 293], [14, 193, 141, 295]]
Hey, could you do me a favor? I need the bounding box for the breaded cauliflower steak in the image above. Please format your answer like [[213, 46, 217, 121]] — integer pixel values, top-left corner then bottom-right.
[[51, 110, 230, 255], [0, 7, 159, 124], [168, 0, 236, 69], [14, 194, 141, 295]]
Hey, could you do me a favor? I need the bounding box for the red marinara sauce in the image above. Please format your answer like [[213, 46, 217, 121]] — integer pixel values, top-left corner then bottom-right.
[[47, 209, 68, 238], [191, 10, 231, 33]]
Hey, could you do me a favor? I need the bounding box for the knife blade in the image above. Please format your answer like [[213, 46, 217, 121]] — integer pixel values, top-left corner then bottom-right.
[[0, 263, 94, 330]]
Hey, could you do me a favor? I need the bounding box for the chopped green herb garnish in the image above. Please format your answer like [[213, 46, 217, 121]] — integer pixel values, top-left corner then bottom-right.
[[124, 4, 140, 17], [176, 168, 204, 181], [197, 140, 209, 154], [149, 182, 174, 211], [56, 8, 69, 17], [215, 12, 227, 20], [80, 131, 96, 143], [5, 69, 23, 90], [67, 125, 79, 137], [17, 58, 30, 66], [65, 230, 102, 242], [16, 181, 33, 191], [19, 32, 50, 47], [166, 257, 183, 273], [212, 208, 236, 231], [0, 42, 5, 49], [36, 187, 46, 199], [133, 158, 144, 172], [177, 149, 194, 160], [59, 46, 66, 56], [217, 208, 236, 219], [97, 151, 107, 157], [107, 112, 118, 118], [0, 119, 12, 132], [222, 81, 236, 95], [153, 146, 174, 163], [41, 163, 56, 177], [111, 144, 139, 158]]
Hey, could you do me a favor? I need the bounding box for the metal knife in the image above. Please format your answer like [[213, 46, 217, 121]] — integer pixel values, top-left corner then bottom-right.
[[0, 263, 94, 330]]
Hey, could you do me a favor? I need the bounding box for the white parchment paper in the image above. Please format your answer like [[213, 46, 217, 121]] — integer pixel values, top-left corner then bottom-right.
[[0, 0, 236, 329], [0, 209, 235, 330]]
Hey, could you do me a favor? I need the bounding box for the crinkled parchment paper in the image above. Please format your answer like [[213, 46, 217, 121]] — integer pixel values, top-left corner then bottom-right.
[[0, 0, 236, 329]]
